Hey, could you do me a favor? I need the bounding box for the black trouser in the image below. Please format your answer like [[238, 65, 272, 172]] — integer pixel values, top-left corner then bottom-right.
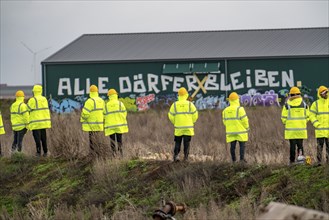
[[289, 139, 304, 163], [230, 141, 246, 162], [110, 133, 123, 157], [317, 138, 329, 163], [32, 129, 48, 155], [12, 128, 27, 152], [0, 142, 2, 156], [174, 135, 191, 161], [89, 131, 102, 156]]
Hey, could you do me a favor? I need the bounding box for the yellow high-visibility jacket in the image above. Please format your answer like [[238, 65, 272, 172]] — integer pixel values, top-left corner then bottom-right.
[[27, 91, 52, 130], [168, 94, 198, 136], [10, 97, 30, 131], [222, 99, 249, 143], [281, 96, 309, 139], [104, 94, 128, 136], [309, 89, 329, 138], [80, 92, 104, 131], [0, 110, 5, 135]]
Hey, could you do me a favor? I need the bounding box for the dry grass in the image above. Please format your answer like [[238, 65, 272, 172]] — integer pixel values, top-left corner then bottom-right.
[[0, 104, 327, 220], [0, 107, 318, 164], [182, 196, 256, 220]]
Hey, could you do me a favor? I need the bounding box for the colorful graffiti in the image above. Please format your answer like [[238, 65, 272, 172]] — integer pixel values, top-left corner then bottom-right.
[[151, 94, 177, 109], [48, 86, 315, 113], [277, 85, 314, 106], [194, 94, 228, 110], [119, 97, 137, 112], [49, 98, 82, 114], [136, 94, 155, 111], [240, 89, 280, 107]]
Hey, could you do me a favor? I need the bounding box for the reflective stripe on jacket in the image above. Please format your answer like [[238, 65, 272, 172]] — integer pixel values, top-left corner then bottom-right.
[[81, 92, 104, 131], [27, 94, 51, 130], [0, 111, 5, 135], [104, 94, 128, 136], [168, 94, 198, 136], [281, 96, 309, 139], [222, 99, 249, 143], [309, 89, 329, 138], [10, 97, 30, 131]]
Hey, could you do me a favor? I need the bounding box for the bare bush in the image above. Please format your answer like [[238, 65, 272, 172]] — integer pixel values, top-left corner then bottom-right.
[[48, 112, 88, 158], [26, 198, 51, 220], [92, 158, 124, 187]]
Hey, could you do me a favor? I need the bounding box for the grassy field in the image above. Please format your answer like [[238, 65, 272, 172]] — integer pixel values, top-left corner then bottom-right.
[[0, 101, 328, 219], [0, 104, 319, 164], [0, 155, 328, 219]]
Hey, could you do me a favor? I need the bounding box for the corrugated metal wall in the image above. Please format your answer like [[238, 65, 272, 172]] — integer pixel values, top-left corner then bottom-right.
[[43, 57, 329, 112]]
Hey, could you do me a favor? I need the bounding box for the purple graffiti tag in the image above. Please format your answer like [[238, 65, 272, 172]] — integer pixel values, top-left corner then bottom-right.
[[241, 89, 280, 107]]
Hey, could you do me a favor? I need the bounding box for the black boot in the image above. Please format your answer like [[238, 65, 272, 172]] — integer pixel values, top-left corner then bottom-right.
[[11, 144, 17, 153], [184, 152, 189, 161], [173, 154, 179, 162], [118, 142, 123, 157]]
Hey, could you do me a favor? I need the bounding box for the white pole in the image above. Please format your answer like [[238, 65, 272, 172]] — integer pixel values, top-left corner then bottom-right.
[[20, 41, 50, 84]]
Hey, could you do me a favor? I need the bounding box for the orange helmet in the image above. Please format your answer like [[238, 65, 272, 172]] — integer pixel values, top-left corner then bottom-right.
[[318, 86, 328, 95], [108, 89, 118, 96], [289, 87, 301, 95], [178, 87, 188, 96], [90, 85, 98, 92], [229, 92, 239, 101], [15, 90, 25, 97]]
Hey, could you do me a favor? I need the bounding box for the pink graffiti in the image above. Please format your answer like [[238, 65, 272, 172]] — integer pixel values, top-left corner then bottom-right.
[[136, 94, 155, 111]]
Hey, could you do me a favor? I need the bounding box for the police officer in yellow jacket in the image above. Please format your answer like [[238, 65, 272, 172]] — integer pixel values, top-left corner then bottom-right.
[[0, 108, 5, 156], [27, 85, 52, 157], [309, 86, 329, 164], [104, 89, 128, 157], [81, 85, 104, 155], [168, 87, 198, 162], [222, 92, 249, 163], [10, 90, 29, 152], [281, 87, 309, 164]]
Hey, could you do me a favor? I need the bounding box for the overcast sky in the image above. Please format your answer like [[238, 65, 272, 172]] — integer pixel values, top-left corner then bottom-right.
[[1, 0, 328, 86]]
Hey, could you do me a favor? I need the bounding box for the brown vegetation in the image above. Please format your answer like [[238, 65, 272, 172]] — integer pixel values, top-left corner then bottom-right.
[[0, 106, 318, 164]]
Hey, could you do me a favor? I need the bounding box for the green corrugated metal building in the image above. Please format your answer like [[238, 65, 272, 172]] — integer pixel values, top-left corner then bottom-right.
[[41, 27, 329, 112]]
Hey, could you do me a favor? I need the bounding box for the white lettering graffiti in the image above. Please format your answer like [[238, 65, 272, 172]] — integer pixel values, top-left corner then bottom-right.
[[148, 74, 160, 93], [58, 78, 72, 95], [230, 72, 244, 90], [98, 77, 109, 93], [204, 74, 219, 90], [133, 74, 147, 93], [282, 70, 294, 87], [161, 75, 173, 91], [246, 69, 252, 88], [173, 77, 184, 92], [74, 78, 84, 95], [255, 69, 268, 86], [220, 73, 231, 91], [119, 77, 132, 93], [186, 75, 198, 91], [56, 69, 296, 96]]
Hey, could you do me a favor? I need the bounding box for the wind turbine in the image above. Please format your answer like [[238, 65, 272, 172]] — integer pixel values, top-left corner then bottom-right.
[[20, 41, 51, 84]]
